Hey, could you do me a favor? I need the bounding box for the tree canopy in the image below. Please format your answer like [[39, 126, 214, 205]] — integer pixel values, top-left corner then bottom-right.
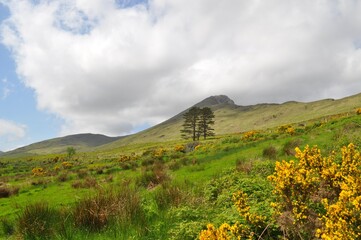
[[181, 107, 215, 141]]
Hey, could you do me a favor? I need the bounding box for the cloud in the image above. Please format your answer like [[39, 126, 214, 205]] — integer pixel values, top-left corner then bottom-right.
[[0, 119, 26, 150], [1, 0, 361, 136]]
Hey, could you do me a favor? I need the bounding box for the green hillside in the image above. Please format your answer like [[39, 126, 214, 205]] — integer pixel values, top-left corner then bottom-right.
[[4, 93, 361, 157], [3, 133, 122, 157], [100, 93, 361, 149], [2, 106, 361, 239]]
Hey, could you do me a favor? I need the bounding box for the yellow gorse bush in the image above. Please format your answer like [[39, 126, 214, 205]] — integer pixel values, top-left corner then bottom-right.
[[200, 143, 361, 240], [242, 130, 259, 141], [269, 143, 361, 239], [199, 191, 266, 239], [61, 161, 73, 169], [32, 167, 45, 176], [356, 108, 361, 115], [174, 145, 186, 153]]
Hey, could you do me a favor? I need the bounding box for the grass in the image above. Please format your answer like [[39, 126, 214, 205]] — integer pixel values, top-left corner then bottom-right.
[[1, 111, 361, 239]]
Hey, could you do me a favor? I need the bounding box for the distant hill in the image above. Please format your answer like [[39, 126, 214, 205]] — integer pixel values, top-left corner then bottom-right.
[[99, 93, 361, 149], [4, 93, 361, 157], [2, 133, 122, 157], [0, 151, 4, 156]]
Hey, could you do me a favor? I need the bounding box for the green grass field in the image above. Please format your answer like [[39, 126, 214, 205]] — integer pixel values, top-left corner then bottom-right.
[[1, 110, 361, 239]]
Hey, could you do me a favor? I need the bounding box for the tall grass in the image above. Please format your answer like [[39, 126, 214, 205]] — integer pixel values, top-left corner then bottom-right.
[[74, 185, 145, 233], [17, 202, 61, 239]]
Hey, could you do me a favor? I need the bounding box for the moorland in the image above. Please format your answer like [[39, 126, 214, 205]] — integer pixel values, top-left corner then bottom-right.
[[2, 94, 361, 239]]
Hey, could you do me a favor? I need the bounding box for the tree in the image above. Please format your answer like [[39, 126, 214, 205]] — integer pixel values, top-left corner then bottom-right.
[[198, 107, 215, 140], [181, 107, 215, 141], [181, 107, 200, 141], [66, 146, 76, 160]]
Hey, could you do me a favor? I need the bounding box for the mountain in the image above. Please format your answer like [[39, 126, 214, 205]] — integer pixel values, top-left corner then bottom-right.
[[2, 133, 122, 157], [99, 93, 361, 149], [4, 93, 361, 157], [0, 151, 4, 156]]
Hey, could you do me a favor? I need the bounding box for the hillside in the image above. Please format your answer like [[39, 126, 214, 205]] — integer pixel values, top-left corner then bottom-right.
[[99, 92, 361, 149], [2, 133, 122, 157], [4, 93, 361, 156]]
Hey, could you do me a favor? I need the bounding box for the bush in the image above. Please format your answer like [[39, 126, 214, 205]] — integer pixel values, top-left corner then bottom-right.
[[57, 173, 68, 182], [154, 183, 184, 210], [74, 187, 145, 231], [262, 146, 277, 160], [136, 162, 169, 188], [72, 177, 98, 189], [282, 139, 302, 156], [17, 202, 61, 239], [235, 159, 253, 174], [0, 186, 19, 198]]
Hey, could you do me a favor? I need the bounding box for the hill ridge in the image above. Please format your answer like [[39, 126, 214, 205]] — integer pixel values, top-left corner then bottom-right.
[[3, 92, 361, 157]]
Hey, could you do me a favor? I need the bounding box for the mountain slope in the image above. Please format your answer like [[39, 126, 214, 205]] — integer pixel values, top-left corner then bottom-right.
[[4, 93, 361, 156], [99, 93, 361, 149], [3, 133, 122, 157]]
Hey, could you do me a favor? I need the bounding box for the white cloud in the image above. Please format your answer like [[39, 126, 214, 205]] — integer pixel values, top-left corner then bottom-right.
[[0, 119, 26, 151], [1, 0, 361, 136]]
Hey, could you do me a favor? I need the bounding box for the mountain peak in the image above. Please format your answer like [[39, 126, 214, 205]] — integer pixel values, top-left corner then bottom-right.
[[195, 95, 235, 108]]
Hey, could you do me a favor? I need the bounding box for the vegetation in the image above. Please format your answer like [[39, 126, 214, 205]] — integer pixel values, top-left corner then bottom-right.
[[181, 107, 215, 141], [2, 104, 361, 239]]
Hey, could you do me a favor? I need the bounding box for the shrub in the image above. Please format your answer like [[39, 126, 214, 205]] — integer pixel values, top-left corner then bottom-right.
[[235, 159, 253, 174], [72, 177, 98, 189], [202, 143, 361, 240], [242, 130, 259, 141], [0, 187, 11, 198], [57, 173, 68, 182], [136, 162, 169, 188], [17, 202, 60, 239], [120, 161, 138, 170], [282, 139, 302, 156], [74, 187, 145, 231], [154, 183, 184, 210], [174, 144, 186, 153], [32, 167, 45, 176], [262, 146, 278, 160], [77, 169, 89, 179], [62, 161, 73, 169], [168, 160, 181, 171]]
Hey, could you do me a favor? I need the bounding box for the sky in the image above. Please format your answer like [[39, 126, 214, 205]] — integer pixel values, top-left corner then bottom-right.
[[1, 0, 361, 152]]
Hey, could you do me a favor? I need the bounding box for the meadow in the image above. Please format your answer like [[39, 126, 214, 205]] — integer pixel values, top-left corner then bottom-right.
[[1, 111, 361, 239]]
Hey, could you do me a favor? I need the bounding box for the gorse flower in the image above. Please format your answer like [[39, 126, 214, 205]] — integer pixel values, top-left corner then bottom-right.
[[201, 143, 361, 240]]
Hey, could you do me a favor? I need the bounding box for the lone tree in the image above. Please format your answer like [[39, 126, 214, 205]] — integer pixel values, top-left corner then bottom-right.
[[198, 107, 215, 140], [181, 106, 215, 141], [181, 107, 200, 141], [66, 146, 76, 160]]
